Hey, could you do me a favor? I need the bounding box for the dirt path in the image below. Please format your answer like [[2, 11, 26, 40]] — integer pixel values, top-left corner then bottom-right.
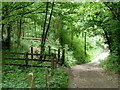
[[68, 52, 119, 88]]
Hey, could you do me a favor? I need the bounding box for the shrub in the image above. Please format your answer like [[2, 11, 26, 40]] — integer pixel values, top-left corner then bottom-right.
[[60, 30, 90, 65], [100, 52, 120, 74]]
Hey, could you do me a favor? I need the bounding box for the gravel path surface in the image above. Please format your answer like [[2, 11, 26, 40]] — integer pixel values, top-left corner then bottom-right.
[[68, 52, 119, 88]]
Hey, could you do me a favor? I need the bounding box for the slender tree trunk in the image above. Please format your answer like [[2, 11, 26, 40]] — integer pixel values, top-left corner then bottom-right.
[[43, 2, 54, 45], [103, 29, 112, 52], [2, 3, 6, 42], [60, 28, 63, 47], [2, 24, 4, 41], [39, 2, 49, 61], [39, 2, 54, 61], [3, 4, 11, 49], [34, 19, 37, 38], [17, 17, 22, 47], [71, 29, 73, 47], [22, 18, 24, 37], [6, 23, 11, 49], [2, 7, 5, 41], [58, 19, 63, 47], [84, 32, 87, 55]]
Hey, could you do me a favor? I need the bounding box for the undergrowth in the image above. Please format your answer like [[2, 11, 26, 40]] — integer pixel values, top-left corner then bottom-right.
[[59, 30, 91, 65], [64, 45, 77, 67], [2, 41, 68, 88], [2, 65, 68, 88], [100, 52, 120, 74]]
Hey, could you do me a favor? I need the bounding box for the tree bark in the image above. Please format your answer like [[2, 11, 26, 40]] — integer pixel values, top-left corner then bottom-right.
[[103, 29, 112, 52], [6, 24, 11, 49], [71, 29, 73, 47], [39, 2, 54, 61], [17, 17, 22, 47], [40, 2, 54, 61], [39, 2, 49, 61], [43, 2, 54, 45], [2, 24, 4, 41], [84, 32, 87, 55]]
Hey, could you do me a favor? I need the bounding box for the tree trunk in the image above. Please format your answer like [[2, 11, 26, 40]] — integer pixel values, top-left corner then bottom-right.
[[40, 2, 54, 60], [39, 2, 49, 61], [6, 24, 11, 49], [17, 17, 22, 47], [58, 19, 63, 48], [84, 32, 87, 55], [39, 2, 54, 61], [71, 29, 73, 47], [43, 2, 54, 45], [34, 19, 37, 38], [103, 29, 112, 52], [2, 3, 11, 49], [2, 24, 4, 41]]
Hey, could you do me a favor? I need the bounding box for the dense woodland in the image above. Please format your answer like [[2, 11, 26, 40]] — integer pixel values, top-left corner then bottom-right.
[[1, 1, 120, 88]]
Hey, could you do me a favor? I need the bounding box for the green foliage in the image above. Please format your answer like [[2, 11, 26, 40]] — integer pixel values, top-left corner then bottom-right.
[[89, 47, 104, 61], [2, 2, 120, 76], [49, 68, 68, 88], [2, 67, 28, 88], [2, 66, 68, 88], [11, 42, 29, 53], [64, 45, 77, 67], [59, 29, 90, 65], [100, 52, 120, 74], [21, 40, 40, 48], [2, 39, 68, 88], [86, 36, 104, 60], [71, 37, 90, 64]]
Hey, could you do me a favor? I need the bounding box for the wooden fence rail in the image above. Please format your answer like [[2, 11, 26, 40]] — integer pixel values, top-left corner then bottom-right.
[[2, 46, 65, 68], [3, 52, 51, 56], [3, 63, 51, 68], [2, 46, 65, 88]]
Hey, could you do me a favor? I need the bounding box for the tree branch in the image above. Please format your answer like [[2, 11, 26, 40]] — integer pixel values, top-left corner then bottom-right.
[[104, 2, 120, 21], [3, 3, 44, 20], [10, 2, 34, 12]]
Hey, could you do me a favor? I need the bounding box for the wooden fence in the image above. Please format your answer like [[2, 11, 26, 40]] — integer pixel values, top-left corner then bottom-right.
[[2, 46, 65, 69]]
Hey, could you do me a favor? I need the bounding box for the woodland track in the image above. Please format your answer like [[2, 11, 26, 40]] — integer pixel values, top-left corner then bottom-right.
[[68, 52, 119, 88]]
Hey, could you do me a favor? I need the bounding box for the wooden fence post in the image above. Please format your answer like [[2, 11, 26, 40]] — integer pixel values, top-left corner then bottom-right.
[[58, 48, 60, 63], [51, 53, 54, 69], [43, 54, 46, 61], [43, 47, 46, 61], [61, 49, 65, 65], [31, 47, 33, 59], [25, 52, 28, 67], [53, 54, 57, 68], [45, 67, 49, 88], [51, 53, 54, 76], [48, 46, 51, 61], [28, 73, 35, 88]]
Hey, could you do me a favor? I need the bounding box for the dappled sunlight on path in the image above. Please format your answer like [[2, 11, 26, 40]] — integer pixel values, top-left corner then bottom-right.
[[68, 51, 118, 88], [87, 51, 110, 66]]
